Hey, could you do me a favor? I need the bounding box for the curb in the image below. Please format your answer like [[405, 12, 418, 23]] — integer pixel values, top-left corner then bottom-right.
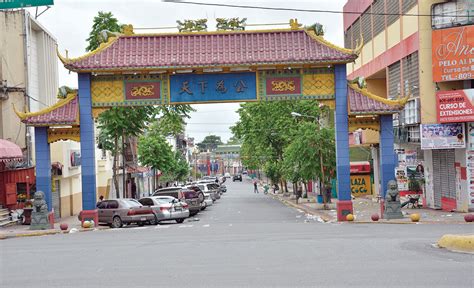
[[437, 234, 474, 253], [268, 194, 332, 222], [0, 226, 108, 240]]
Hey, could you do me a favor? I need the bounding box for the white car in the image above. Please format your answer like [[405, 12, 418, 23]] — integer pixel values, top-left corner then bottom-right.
[[201, 193, 213, 210]]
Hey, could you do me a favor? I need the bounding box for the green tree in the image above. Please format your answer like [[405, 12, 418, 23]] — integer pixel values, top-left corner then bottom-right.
[[86, 11, 122, 52], [226, 135, 242, 145], [137, 132, 175, 177], [196, 135, 223, 152]]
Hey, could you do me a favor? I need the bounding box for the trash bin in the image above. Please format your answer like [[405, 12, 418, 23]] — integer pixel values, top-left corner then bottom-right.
[[317, 194, 323, 203]]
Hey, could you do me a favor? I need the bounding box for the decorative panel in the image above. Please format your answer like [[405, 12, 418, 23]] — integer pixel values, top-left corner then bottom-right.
[[48, 127, 81, 143]]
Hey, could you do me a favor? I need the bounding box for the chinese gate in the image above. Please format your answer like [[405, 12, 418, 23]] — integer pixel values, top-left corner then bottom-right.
[[17, 20, 405, 221]]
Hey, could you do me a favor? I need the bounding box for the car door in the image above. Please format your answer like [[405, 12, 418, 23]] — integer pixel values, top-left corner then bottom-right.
[[104, 200, 119, 223], [97, 201, 108, 223]]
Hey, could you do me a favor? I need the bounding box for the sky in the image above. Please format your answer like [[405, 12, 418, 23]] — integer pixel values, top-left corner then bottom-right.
[[26, 0, 347, 143]]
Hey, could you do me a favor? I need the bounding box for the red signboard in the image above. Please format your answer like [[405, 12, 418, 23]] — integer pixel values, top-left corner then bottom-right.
[[125, 82, 161, 100], [436, 89, 474, 123], [265, 77, 301, 95], [432, 25, 474, 82]]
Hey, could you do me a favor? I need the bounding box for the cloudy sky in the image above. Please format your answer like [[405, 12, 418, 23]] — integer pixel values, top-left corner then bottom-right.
[[26, 0, 347, 143]]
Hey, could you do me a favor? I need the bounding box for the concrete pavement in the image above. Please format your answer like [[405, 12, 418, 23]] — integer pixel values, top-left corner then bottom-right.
[[0, 181, 472, 288]]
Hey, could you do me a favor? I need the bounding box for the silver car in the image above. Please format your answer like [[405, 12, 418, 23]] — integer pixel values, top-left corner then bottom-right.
[[140, 196, 190, 224], [95, 199, 156, 228]]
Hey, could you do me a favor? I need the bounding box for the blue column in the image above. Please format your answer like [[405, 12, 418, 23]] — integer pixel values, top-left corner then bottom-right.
[[334, 65, 350, 200], [334, 65, 352, 220], [78, 73, 97, 210], [34, 127, 52, 211], [379, 115, 396, 198]]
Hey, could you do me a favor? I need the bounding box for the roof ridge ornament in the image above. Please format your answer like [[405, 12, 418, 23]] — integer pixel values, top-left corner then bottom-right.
[[216, 18, 247, 31], [177, 19, 208, 32], [289, 19, 302, 30]]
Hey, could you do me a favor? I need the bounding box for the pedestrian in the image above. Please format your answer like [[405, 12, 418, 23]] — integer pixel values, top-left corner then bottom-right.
[[296, 185, 302, 204], [273, 183, 279, 194], [253, 179, 258, 193], [96, 195, 104, 207]]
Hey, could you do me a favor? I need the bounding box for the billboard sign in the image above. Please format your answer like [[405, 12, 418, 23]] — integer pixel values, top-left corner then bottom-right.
[[421, 123, 465, 150], [432, 25, 474, 82], [437, 89, 474, 123], [0, 0, 53, 9]]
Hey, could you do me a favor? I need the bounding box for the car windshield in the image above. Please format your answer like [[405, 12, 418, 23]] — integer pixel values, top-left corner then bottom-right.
[[122, 199, 142, 208]]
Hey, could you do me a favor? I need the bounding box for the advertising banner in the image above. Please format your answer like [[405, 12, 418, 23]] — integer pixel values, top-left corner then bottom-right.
[[437, 89, 474, 123], [432, 25, 474, 82], [421, 123, 465, 149], [467, 123, 474, 208]]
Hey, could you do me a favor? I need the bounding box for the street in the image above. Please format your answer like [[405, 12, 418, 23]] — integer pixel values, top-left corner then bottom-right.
[[0, 180, 472, 288]]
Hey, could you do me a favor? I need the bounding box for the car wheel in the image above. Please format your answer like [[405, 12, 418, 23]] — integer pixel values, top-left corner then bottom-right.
[[149, 215, 158, 225], [201, 206, 206, 211], [138, 222, 145, 227], [176, 218, 185, 224], [111, 216, 123, 228]]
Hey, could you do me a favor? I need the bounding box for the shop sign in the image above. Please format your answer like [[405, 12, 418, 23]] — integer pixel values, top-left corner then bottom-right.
[[125, 81, 160, 100], [421, 123, 466, 149], [432, 25, 474, 82], [350, 174, 372, 196], [395, 167, 408, 191], [437, 89, 474, 123], [170, 72, 256, 104], [467, 122, 474, 208], [0, 0, 53, 9]]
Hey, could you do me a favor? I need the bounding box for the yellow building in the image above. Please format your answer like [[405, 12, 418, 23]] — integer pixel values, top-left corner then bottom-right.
[[344, 0, 473, 212]]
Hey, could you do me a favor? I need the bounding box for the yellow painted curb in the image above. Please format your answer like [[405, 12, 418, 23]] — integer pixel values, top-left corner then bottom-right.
[[437, 234, 474, 253]]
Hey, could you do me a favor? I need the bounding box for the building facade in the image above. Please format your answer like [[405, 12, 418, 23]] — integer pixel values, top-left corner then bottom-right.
[[344, 0, 473, 212]]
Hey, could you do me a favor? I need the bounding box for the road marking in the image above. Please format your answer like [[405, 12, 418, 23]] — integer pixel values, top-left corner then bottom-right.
[[202, 224, 210, 228], [131, 227, 149, 230], [178, 225, 193, 228], [155, 225, 170, 229]]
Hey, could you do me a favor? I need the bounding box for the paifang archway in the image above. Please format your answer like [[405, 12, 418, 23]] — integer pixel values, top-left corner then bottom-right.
[[20, 21, 405, 221]]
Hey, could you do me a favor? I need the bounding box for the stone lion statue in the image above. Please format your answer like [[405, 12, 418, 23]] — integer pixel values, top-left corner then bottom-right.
[[33, 191, 48, 213], [385, 180, 399, 203]]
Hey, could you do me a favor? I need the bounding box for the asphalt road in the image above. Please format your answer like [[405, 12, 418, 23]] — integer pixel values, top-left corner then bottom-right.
[[1, 180, 473, 288]]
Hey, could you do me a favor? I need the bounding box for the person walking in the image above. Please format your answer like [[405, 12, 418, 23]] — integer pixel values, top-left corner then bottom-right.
[[253, 179, 258, 193]]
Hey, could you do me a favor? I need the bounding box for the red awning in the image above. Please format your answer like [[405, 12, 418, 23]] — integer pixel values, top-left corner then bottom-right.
[[0, 139, 23, 162]]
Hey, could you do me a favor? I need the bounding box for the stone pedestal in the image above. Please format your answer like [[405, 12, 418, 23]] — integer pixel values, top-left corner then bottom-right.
[[383, 202, 403, 219], [30, 211, 50, 230]]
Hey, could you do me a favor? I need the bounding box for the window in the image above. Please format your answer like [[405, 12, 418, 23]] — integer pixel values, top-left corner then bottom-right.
[[372, 0, 385, 37], [361, 10, 372, 43], [139, 198, 153, 206], [386, 0, 400, 26], [107, 201, 119, 209], [402, 52, 419, 97], [351, 18, 361, 49], [388, 61, 401, 99], [97, 201, 107, 209], [402, 0, 417, 14]]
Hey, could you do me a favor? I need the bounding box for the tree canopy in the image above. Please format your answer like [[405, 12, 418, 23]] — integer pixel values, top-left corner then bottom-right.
[[86, 11, 121, 52], [196, 135, 223, 152]]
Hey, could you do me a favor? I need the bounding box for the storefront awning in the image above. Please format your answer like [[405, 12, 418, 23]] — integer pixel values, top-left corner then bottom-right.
[[0, 139, 23, 162]]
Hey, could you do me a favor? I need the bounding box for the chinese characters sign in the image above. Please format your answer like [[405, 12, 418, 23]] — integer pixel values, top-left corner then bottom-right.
[[265, 77, 301, 95], [125, 82, 160, 100], [437, 89, 474, 123], [432, 26, 474, 82], [170, 72, 256, 104]]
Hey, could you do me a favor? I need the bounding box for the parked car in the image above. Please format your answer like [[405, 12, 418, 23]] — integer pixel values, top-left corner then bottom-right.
[[197, 184, 218, 202], [139, 196, 189, 224], [153, 187, 200, 216], [94, 199, 156, 228], [233, 174, 242, 182], [186, 185, 211, 210]]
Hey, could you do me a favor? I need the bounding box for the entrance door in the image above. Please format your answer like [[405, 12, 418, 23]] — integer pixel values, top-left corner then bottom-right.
[[52, 179, 61, 218]]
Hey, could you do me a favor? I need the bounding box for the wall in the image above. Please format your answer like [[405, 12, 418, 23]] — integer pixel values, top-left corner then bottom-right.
[[0, 11, 27, 149], [455, 148, 468, 212]]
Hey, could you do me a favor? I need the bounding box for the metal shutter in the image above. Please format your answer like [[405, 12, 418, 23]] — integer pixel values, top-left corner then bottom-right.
[[432, 149, 456, 208], [386, 0, 400, 27], [52, 179, 61, 219], [373, 0, 385, 37], [402, 0, 417, 14], [388, 61, 401, 99], [402, 52, 419, 97]]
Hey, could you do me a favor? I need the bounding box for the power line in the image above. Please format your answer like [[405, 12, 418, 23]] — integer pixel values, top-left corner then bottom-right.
[[163, 1, 469, 18]]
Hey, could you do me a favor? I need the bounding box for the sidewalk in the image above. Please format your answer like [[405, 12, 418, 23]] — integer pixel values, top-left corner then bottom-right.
[[269, 192, 470, 224], [0, 215, 107, 239]]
